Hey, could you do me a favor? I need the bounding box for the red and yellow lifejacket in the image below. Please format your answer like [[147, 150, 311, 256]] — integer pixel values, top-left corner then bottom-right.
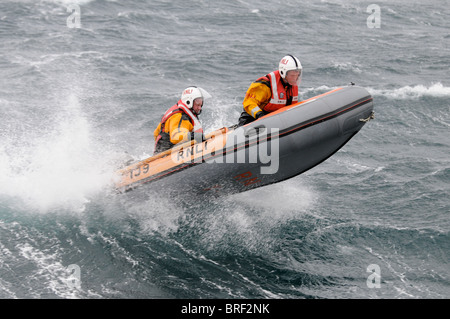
[[257, 70, 298, 112], [154, 100, 203, 152]]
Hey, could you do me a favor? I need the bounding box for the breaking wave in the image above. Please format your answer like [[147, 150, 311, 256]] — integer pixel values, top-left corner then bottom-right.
[[368, 83, 450, 99]]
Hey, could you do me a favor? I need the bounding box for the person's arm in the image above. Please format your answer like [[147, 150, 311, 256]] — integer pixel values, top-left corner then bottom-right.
[[243, 82, 272, 119], [153, 123, 162, 141]]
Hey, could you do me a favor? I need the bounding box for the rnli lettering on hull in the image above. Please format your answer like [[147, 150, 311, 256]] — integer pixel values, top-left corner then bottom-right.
[[171, 131, 228, 165], [116, 132, 227, 189], [175, 142, 208, 162]]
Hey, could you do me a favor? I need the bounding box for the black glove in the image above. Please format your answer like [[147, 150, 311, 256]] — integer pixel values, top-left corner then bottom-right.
[[255, 112, 264, 119]]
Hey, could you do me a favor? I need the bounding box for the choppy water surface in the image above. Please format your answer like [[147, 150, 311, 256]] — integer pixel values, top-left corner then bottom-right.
[[0, 0, 448, 299]]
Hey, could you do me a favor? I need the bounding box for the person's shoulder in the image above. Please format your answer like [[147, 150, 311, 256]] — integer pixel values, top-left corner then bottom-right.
[[249, 80, 271, 91], [255, 74, 269, 83], [167, 111, 183, 122]]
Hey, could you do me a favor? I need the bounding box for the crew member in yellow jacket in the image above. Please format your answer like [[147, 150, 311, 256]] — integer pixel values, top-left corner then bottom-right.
[[153, 86, 211, 154], [238, 55, 303, 126]]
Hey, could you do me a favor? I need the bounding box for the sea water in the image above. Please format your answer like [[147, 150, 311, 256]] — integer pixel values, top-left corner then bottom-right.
[[0, 0, 448, 299]]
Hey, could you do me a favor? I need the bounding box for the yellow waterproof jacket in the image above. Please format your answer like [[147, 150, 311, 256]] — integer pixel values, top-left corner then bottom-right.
[[243, 81, 272, 119], [153, 112, 193, 146], [243, 71, 299, 120]]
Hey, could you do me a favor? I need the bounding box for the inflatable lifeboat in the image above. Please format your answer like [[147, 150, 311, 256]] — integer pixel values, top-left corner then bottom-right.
[[115, 85, 374, 198]]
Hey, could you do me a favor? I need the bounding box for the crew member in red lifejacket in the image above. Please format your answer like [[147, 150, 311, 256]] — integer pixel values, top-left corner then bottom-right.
[[153, 86, 211, 154], [238, 55, 303, 126]]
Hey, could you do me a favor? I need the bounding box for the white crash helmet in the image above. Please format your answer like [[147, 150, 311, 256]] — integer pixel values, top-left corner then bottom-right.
[[279, 55, 303, 86], [181, 86, 212, 110]]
